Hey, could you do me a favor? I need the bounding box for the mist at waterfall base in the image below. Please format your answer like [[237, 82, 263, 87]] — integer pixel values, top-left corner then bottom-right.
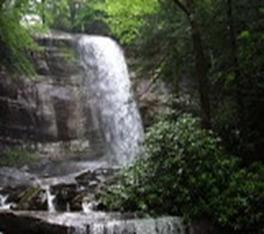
[[78, 35, 144, 167]]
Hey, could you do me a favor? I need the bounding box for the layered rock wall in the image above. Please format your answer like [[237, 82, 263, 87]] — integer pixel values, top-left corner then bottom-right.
[[0, 32, 92, 158]]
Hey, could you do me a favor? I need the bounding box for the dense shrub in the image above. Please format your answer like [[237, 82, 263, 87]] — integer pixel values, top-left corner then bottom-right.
[[213, 163, 264, 233], [99, 115, 264, 233]]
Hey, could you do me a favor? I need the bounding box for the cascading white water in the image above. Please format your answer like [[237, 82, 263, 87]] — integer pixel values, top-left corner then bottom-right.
[[82, 201, 93, 213], [45, 185, 56, 213], [87, 217, 185, 234], [0, 194, 11, 210], [78, 36, 144, 166]]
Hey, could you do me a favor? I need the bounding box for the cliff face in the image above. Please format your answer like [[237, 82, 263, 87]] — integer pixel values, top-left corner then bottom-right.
[[0, 32, 92, 159], [1, 31, 181, 163]]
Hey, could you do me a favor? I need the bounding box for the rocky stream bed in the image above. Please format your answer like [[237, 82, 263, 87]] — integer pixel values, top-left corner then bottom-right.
[[0, 161, 220, 234], [0, 163, 188, 234]]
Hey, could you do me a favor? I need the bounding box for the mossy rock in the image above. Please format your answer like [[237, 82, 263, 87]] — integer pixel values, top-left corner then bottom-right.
[[0, 148, 37, 168], [15, 186, 47, 211]]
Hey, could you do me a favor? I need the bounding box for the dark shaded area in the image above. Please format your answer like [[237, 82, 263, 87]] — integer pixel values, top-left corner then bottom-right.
[[0, 212, 71, 234]]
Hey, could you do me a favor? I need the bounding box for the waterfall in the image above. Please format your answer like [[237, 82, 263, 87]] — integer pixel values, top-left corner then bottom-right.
[[78, 36, 144, 166]]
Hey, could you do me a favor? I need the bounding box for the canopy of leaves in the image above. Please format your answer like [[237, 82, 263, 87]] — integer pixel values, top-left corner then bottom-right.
[[0, 0, 36, 75], [99, 0, 159, 44]]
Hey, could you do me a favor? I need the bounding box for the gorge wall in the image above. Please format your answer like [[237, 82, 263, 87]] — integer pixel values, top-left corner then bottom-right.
[[0, 32, 143, 165], [0, 32, 91, 159]]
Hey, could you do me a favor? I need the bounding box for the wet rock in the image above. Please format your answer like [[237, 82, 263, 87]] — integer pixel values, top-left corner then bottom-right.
[[0, 31, 90, 160], [14, 186, 47, 211], [50, 183, 79, 211], [75, 171, 99, 188], [0, 167, 36, 187], [75, 168, 118, 190], [1, 185, 47, 211], [49, 182, 99, 212], [0, 166, 120, 212], [72, 193, 94, 211], [0, 211, 70, 234], [1, 186, 28, 205]]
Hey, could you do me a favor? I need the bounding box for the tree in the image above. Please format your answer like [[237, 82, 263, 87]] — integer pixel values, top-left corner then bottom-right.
[[0, 0, 35, 74], [99, 0, 158, 44], [171, 0, 211, 128], [226, 0, 244, 126]]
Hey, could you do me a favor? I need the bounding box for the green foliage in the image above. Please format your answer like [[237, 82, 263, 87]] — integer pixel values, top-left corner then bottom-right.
[[0, 148, 36, 167], [99, 115, 264, 233], [73, 0, 107, 33], [213, 164, 264, 233], [27, 0, 106, 33], [0, 0, 36, 75], [99, 0, 159, 44]]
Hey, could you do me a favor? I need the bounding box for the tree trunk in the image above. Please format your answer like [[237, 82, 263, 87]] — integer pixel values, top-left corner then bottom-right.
[[41, 0, 46, 25], [226, 0, 244, 125], [69, 2, 76, 31], [0, 0, 4, 10], [173, 0, 211, 128], [188, 14, 211, 128]]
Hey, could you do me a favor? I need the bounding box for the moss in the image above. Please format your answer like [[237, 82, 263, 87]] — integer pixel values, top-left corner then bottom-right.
[[16, 186, 46, 211], [60, 47, 77, 62], [0, 148, 37, 167]]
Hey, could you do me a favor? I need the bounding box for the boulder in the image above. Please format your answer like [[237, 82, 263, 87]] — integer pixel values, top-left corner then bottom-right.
[[14, 186, 47, 211]]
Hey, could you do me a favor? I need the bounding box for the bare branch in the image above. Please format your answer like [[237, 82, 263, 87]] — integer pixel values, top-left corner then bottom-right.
[[171, 0, 190, 17]]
